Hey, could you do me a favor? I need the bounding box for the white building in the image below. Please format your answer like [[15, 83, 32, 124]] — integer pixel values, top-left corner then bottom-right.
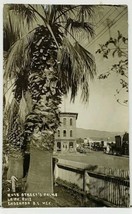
[[54, 112, 78, 153]]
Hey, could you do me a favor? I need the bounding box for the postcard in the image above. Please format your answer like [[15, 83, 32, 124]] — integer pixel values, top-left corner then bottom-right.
[[2, 3, 129, 208]]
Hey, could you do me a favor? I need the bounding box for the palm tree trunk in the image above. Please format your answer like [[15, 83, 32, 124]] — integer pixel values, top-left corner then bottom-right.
[[24, 24, 62, 192], [25, 71, 61, 193], [26, 145, 53, 193]]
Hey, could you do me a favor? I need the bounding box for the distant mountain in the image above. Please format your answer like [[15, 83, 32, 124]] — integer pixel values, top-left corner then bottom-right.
[[76, 128, 124, 141]]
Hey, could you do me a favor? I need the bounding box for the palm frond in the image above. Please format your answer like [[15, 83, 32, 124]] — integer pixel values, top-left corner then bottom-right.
[[54, 5, 78, 23], [8, 4, 37, 28], [54, 5, 94, 24], [4, 30, 35, 80], [28, 5, 61, 48], [3, 4, 39, 54], [4, 96, 19, 132], [74, 42, 96, 79], [3, 12, 20, 51], [78, 6, 95, 21], [18, 91, 33, 123], [57, 38, 96, 102], [65, 18, 94, 38]]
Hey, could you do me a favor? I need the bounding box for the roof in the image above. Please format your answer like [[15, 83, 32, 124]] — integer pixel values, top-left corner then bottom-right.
[[60, 112, 78, 119]]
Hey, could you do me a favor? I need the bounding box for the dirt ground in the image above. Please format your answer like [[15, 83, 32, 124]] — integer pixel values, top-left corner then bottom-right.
[[57, 150, 129, 170]]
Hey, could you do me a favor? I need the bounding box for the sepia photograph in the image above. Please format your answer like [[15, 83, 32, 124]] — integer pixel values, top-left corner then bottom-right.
[[2, 2, 130, 208]]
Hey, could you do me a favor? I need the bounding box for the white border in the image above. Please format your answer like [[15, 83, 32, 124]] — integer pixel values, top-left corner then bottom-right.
[[0, 0, 132, 213]]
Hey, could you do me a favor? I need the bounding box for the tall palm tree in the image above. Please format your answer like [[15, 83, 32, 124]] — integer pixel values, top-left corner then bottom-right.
[[3, 4, 96, 193]]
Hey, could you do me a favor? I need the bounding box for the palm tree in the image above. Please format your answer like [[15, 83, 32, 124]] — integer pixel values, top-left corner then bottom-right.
[[4, 4, 96, 193]]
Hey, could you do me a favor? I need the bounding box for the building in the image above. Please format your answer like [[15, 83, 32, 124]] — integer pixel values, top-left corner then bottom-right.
[[54, 112, 78, 153], [83, 137, 94, 149]]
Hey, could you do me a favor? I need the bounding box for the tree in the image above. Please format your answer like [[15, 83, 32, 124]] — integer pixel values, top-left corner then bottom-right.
[[76, 138, 84, 145], [3, 4, 96, 193], [96, 31, 128, 106]]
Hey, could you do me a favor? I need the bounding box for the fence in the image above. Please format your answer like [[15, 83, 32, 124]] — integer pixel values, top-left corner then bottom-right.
[[53, 158, 130, 207]]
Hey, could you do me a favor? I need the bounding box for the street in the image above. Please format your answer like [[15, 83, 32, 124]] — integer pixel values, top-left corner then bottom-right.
[[57, 150, 129, 170]]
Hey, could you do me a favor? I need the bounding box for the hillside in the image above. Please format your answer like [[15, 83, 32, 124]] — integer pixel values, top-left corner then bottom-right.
[[76, 128, 124, 141]]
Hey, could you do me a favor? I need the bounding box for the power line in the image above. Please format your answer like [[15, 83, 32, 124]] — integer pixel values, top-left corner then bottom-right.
[[95, 7, 115, 30], [85, 8, 127, 49], [95, 6, 125, 30], [88, 9, 127, 48], [93, 8, 113, 28], [81, 7, 116, 42], [81, 7, 123, 46]]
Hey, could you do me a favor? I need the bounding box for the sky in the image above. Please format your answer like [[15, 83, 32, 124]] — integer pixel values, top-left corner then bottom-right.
[[61, 5, 128, 132]]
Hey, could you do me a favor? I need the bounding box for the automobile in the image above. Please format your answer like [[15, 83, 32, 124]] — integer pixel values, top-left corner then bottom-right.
[[77, 147, 87, 154]]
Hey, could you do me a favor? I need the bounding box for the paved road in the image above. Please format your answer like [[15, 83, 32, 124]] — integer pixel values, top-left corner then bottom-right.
[[56, 150, 129, 170]]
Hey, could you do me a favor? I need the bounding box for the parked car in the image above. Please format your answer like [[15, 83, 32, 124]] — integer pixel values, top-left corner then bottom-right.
[[77, 147, 87, 154]]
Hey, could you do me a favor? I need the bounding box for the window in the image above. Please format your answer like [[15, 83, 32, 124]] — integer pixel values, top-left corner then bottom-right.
[[69, 142, 73, 148], [57, 142, 61, 151], [70, 130, 72, 137], [70, 118, 72, 126], [63, 118, 66, 125], [58, 130, 60, 137], [63, 130, 66, 137], [63, 143, 67, 149]]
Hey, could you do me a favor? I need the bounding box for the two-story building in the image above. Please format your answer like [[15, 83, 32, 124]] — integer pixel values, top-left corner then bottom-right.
[[54, 112, 78, 153]]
